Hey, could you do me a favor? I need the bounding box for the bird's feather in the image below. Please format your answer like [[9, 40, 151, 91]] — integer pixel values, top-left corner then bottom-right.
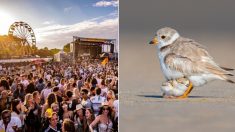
[[164, 37, 233, 77]]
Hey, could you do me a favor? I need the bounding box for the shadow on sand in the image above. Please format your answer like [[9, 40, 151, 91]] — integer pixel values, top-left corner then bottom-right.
[[137, 95, 213, 99]]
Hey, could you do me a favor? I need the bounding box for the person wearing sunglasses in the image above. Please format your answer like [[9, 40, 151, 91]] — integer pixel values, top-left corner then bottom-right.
[[0, 110, 22, 132], [89, 102, 113, 132]]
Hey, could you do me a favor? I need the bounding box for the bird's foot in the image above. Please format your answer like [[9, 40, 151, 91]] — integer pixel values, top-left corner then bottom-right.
[[175, 81, 193, 99]]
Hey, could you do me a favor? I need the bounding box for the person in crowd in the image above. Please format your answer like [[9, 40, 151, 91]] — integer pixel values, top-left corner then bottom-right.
[[90, 88, 106, 116], [42, 93, 58, 118], [0, 79, 10, 91], [32, 91, 42, 131], [89, 102, 113, 132], [91, 75, 97, 88], [52, 86, 63, 104], [0, 90, 12, 114], [0, 110, 22, 132], [89, 87, 96, 97], [96, 74, 102, 88], [62, 119, 75, 132], [81, 89, 92, 109], [113, 96, 119, 132], [36, 78, 45, 93], [25, 78, 36, 94], [100, 80, 108, 97], [45, 112, 61, 132], [65, 90, 78, 111], [50, 102, 62, 121], [72, 86, 80, 100], [84, 108, 95, 132], [77, 76, 84, 91], [74, 104, 85, 132], [64, 82, 73, 92], [24, 93, 39, 132], [71, 82, 77, 91], [61, 101, 73, 120], [107, 90, 116, 108], [10, 77, 19, 93], [41, 81, 53, 104], [20, 75, 29, 88], [13, 83, 25, 102], [58, 78, 65, 93], [11, 99, 26, 128]]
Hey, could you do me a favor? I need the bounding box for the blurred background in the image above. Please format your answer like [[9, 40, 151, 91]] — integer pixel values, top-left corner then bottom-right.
[[120, 0, 235, 132]]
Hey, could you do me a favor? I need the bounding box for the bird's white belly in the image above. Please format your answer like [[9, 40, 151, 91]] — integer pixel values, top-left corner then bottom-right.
[[158, 51, 183, 80], [188, 74, 221, 87]]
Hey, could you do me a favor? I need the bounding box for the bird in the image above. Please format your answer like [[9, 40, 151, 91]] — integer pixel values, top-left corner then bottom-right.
[[149, 27, 234, 98], [161, 78, 192, 98]]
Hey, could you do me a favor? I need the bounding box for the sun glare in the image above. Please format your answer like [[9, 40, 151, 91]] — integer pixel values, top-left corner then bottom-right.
[[0, 10, 15, 35]]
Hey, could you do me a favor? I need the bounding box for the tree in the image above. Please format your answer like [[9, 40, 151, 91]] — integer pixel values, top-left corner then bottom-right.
[[50, 48, 60, 54], [63, 43, 70, 53]]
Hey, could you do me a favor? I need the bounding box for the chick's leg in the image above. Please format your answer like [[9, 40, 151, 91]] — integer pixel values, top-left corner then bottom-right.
[[175, 81, 193, 99]]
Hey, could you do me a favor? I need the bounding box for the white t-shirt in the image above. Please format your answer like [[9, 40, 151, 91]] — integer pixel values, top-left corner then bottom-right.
[[81, 99, 92, 109], [32, 65, 36, 70], [21, 80, 29, 87], [101, 87, 108, 97], [96, 78, 102, 86], [90, 95, 106, 116], [0, 117, 22, 132], [46, 74, 52, 81]]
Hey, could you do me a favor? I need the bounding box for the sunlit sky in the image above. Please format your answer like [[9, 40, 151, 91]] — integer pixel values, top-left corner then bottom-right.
[[0, 0, 118, 49]]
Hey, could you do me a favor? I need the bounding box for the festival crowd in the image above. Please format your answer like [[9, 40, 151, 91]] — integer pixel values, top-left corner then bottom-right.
[[0, 57, 118, 132]]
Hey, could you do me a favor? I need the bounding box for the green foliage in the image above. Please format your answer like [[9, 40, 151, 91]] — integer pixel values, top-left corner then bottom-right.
[[50, 48, 60, 54], [63, 43, 70, 53], [35, 47, 61, 58]]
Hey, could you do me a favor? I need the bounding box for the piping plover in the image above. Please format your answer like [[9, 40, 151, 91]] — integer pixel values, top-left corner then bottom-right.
[[149, 27, 234, 98]]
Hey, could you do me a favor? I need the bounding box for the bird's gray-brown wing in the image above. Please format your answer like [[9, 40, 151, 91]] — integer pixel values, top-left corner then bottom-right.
[[164, 37, 233, 76]]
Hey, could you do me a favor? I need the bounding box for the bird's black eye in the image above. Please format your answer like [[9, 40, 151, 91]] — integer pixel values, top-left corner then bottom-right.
[[161, 35, 166, 39]]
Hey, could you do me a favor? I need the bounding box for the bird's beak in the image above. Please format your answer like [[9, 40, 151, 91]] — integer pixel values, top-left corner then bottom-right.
[[149, 37, 158, 45]]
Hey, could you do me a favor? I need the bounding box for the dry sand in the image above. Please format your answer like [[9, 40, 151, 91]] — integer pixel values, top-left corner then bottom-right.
[[120, 33, 235, 132]]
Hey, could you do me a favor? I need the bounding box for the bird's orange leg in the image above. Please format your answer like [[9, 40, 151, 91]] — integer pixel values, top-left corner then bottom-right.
[[176, 82, 194, 99]]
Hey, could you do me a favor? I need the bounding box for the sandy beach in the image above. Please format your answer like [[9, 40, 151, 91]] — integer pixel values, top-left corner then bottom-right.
[[120, 33, 235, 132]]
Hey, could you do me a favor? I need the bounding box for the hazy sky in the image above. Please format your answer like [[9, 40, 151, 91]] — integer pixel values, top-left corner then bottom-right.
[[0, 0, 118, 49]]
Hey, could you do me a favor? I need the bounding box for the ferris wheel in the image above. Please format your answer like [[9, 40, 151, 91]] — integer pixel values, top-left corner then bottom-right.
[[8, 21, 36, 46]]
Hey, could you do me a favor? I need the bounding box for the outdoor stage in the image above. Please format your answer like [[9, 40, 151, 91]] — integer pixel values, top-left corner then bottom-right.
[[70, 36, 117, 59]]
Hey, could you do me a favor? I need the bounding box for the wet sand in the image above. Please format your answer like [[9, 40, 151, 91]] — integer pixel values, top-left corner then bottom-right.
[[120, 33, 235, 132]]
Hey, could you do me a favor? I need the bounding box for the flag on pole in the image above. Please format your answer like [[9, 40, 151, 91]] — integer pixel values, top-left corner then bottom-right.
[[101, 57, 108, 66]]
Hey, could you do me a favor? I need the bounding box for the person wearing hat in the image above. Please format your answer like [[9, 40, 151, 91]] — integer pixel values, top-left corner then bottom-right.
[[89, 102, 113, 132], [74, 104, 85, 132]]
